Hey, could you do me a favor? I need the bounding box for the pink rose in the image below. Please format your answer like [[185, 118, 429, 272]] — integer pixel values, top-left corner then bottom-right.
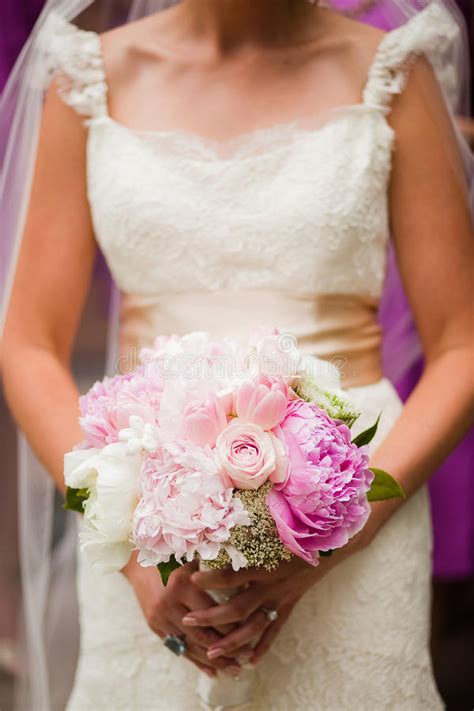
[[216, 421, 288, 490], [235, 375, 288, 431], [183, 395, 228, 447]]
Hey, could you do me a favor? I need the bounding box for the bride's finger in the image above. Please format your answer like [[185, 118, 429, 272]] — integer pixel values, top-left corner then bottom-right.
[[169, 606, 223, 650], [181, 585, 235, 636], [250, 607, 290, 664], [181, 582, 218, 613], [185, 641, 242, 675], [169, 564, 234, 635], [182, 589, 262, 628], [155, 614, 241, 674], [206, 609, 269, 660]]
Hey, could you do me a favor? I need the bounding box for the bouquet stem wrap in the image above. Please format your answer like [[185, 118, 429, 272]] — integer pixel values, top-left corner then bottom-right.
[[197, 562, 255, 711]]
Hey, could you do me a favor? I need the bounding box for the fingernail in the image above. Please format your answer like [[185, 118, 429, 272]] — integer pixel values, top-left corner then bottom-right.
[[182, 616, 199, 626], [207, 648, 223, 660], [203, 668, 215, 679]]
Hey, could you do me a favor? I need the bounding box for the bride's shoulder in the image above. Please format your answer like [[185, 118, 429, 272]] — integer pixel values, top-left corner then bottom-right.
[[304, 9, 388, 93], [337, 14, 387, 82], [99, 11, 172, 84]]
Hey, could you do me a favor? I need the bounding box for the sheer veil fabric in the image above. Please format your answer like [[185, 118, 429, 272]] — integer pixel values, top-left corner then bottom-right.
[[0, 1, 472, 709]]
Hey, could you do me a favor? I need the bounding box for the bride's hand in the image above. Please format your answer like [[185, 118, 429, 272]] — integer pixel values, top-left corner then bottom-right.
[[181, 559, 318, 664], [122, 554, 251, 677], [183, 545, 359, 664]]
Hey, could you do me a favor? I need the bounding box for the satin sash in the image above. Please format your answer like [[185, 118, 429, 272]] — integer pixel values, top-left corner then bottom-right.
[[118, 289, 383, 388]]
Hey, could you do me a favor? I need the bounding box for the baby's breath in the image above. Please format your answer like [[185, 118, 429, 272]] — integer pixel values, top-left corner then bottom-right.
[[233, 483, 292, 570], [203, 484, 292, 571], [293, 379, 360, 427]]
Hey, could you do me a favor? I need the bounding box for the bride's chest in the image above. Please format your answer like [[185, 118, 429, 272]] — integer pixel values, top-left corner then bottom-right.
[[86, 110, 394, 297]]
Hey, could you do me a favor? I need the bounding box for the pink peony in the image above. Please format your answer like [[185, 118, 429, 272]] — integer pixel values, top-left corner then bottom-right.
[[79, 372, 163, 448], [182, 394, 228, 447], [215, 421, 288, 490], [267, 399, 373, 565], [235, 375, 288, 431], [133, 442, 250, 567]]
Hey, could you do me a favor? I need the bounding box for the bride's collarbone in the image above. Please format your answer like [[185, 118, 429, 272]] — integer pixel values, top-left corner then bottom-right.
[[99, 11, 386, 140]]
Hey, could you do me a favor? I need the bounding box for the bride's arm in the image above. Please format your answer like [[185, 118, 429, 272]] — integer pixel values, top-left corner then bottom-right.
[[367, 55, 473, 514], [182, 56, 474, 661], [2, 84, 247, 676], [2, 84, 95, 493]]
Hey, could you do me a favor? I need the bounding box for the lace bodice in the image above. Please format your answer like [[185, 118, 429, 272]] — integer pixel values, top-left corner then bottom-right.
[[46, 2, 458, 300]]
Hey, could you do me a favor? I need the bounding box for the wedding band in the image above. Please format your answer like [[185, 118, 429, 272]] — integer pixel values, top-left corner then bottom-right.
[[163, 634, 187, 656], [261, 607, 278, 622]]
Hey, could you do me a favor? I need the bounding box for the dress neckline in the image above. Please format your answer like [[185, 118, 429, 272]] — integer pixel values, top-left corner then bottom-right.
[[47, 1, 448, 161], [88, 1, 445, 145], [89, 5, 435, 148], [87, 102, 394, 162]]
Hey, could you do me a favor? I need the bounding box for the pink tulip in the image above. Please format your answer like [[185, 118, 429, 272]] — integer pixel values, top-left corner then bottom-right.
[[183, 395, 228, 447], [235, 375, 288, 431], [216, 388, 234, 417]]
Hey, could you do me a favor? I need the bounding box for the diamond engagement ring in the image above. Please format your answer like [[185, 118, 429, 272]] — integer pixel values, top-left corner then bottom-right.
[[261, 607, 278, 623], [163, 634, 187, 656]]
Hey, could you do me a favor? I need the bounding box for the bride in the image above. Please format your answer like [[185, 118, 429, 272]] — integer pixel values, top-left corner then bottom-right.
[[1, 0, 473, 709]]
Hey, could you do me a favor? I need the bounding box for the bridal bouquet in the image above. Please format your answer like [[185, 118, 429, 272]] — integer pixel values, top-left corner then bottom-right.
[[64, 330, 404, 581]]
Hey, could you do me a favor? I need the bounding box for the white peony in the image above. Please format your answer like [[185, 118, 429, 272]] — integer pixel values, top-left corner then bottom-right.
[[64, 442, 142, 573]]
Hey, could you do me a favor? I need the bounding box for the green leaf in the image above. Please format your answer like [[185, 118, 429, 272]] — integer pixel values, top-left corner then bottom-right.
[[352, 415, 380, 447], [157, 555, 182, 586], [367, 468, 406, 502], [64, 486, 89, 514], [319, 550, 333, 557]]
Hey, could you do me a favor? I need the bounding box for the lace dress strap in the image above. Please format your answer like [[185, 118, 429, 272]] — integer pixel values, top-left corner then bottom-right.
[[42, 12, 108, 118], [363, 1, 462, 114]]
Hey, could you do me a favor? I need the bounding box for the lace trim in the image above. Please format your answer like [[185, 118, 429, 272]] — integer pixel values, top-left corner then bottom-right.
[[87, 104, 391, 162], [43, 3, 460, 126], [42, 12, 108, 118], [363, 1, 461, 112]]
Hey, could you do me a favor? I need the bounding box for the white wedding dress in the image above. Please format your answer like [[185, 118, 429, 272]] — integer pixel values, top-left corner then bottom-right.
[[44, 3, 457, 709]]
